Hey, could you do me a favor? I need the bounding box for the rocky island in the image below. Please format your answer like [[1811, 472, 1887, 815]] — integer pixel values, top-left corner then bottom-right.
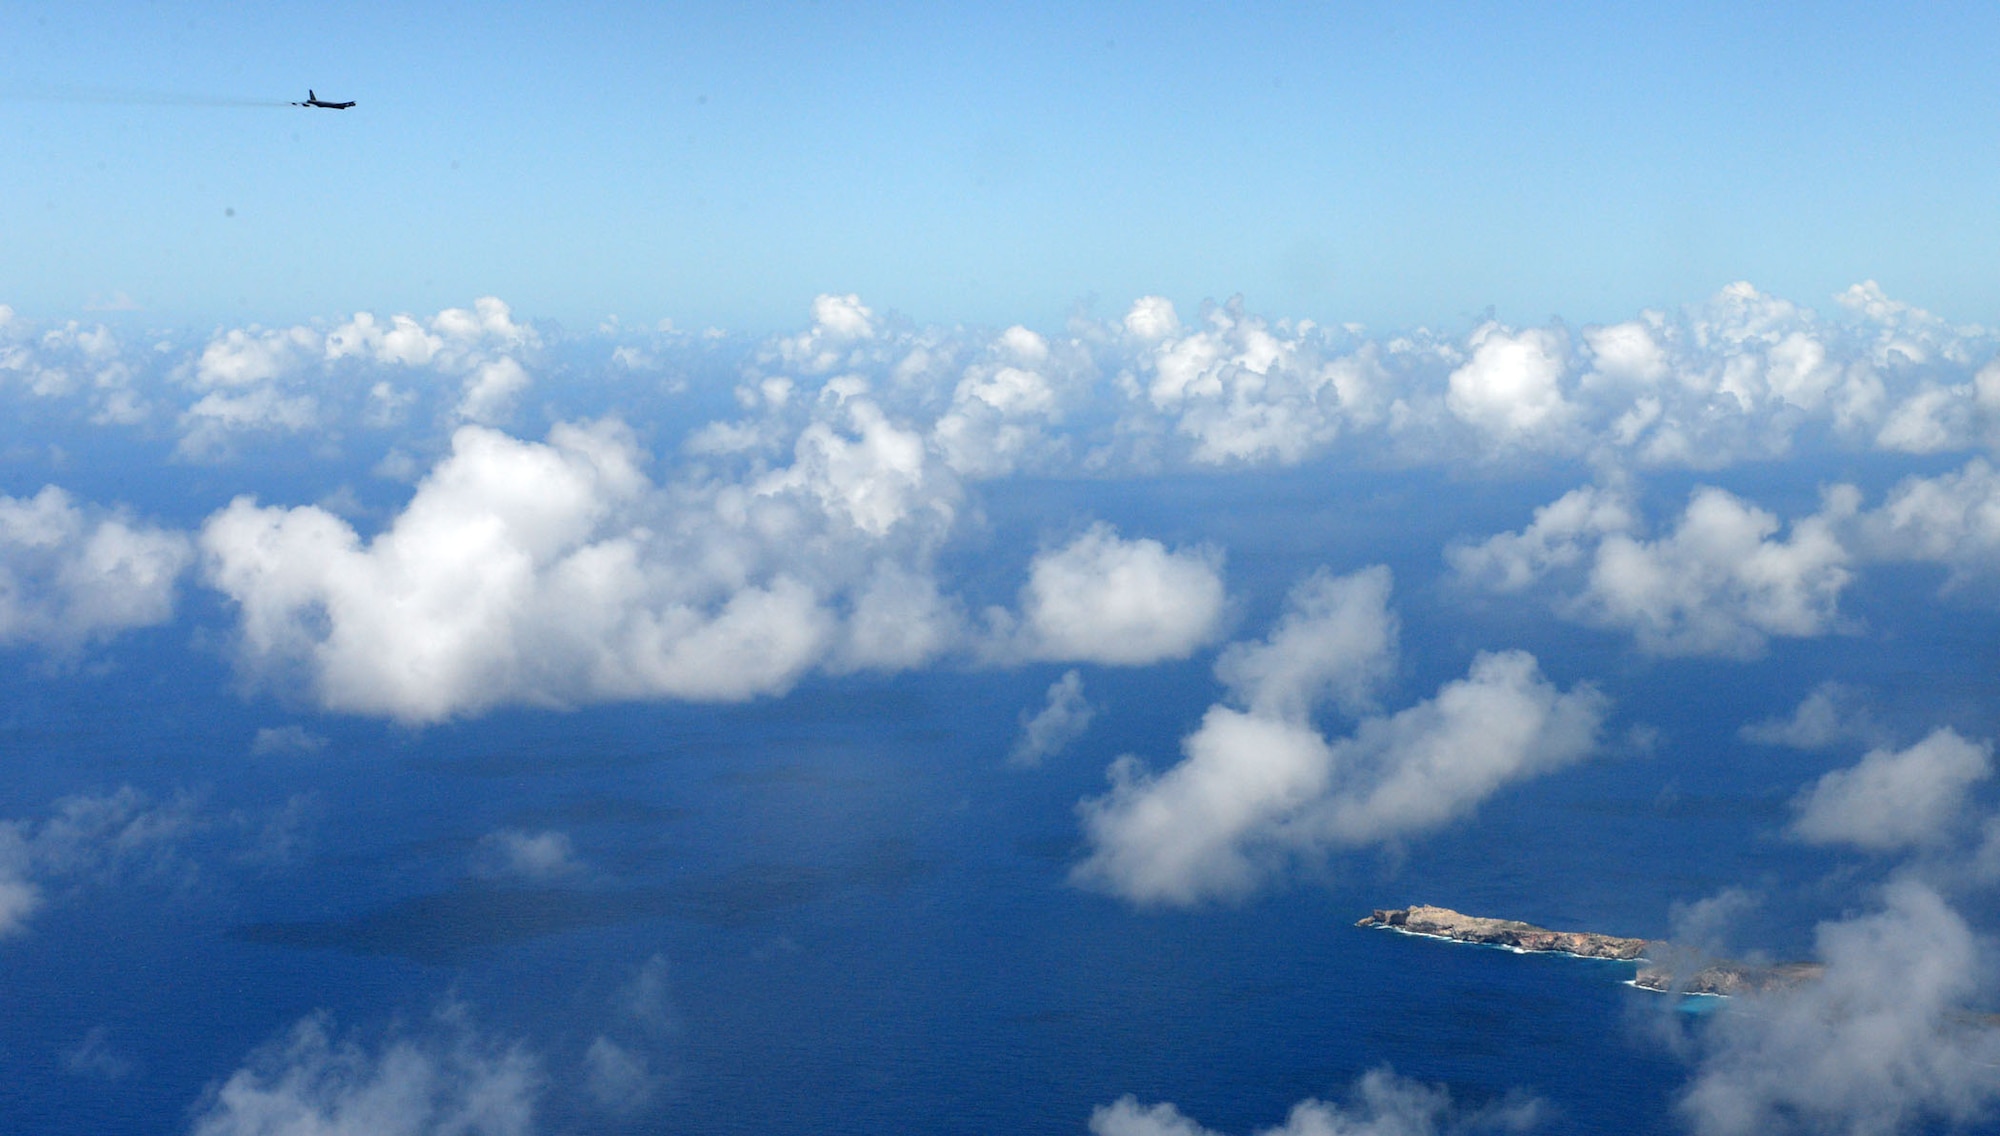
[[1356, 905, 1651, 960], [1359, 905, 1824, 996]]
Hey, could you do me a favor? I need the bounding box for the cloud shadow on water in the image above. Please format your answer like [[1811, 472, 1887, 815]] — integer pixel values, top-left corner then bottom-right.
[[231, 864, 832, 964]]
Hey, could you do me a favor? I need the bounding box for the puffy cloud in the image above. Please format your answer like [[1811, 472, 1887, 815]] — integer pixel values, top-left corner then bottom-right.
[[1876, 382, 1975, 454], [323, 298, 533, 374], [1091, 1067, 1544, 1136], [809, 293, 873, 341], [1578, 487, 1856, 657], [455, 358, 531, 425], [0, 317, 150, 423], [178, 388, 321, 458], [195, 326, 321, 389], [930, 332, 1077, 478], [1446, 324, 1573, 442], [199, 404, 976, 721], [1581, 318, 1670, 387], [835, 563, 962, 672], [189, 1007, 540, 1136], [1009, 669, 1095, 767], [1466, 458, 2000, 657], [1122, 296, 1181, 341], [1679, 881, 2000, 1136], [1001, 524, 1227, 666], [1446, 485, 1635, 594], [0, 486, 193, 653], [1664, 887, 1763, 963], [325, 311, 442, 367], [1455, 483, 1857, 658], [202, 422, 650, 721], [1296, 650, 1604, 846], [1857, 458, 2000, 584], [429, 297, 534, 353], [759, 398, 943, 536], [1074, 568, 1603, 905], [763, 293, 878, 374], [1213, 565, 1397, 719], [1116, 298, 1386, 466], [1790, 728, 1993, 852], [170, 297, 540, 456], [470, 829, 583, 881], [202, 421, 848, 720], [1077, 707, 1333, 905], [618, 953, 675, 1035], [957, 363, 1053, 418]]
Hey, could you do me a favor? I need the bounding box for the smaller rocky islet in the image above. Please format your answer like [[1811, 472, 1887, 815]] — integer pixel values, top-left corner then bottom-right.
[[1357, 904, 1824, 996]]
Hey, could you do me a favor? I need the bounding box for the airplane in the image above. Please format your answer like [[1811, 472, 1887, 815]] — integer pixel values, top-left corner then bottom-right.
[[292, 89, 355, 109]]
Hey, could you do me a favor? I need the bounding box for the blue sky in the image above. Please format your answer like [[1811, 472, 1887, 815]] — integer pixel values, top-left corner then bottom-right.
[[9, 1, 2000, 331]]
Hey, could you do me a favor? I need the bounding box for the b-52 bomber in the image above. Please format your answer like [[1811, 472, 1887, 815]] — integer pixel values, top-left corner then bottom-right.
[[292, 90, 355, 110]]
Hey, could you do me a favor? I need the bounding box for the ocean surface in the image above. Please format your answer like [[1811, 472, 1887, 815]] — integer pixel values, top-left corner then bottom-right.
[[0, 458, 1989, 1134]]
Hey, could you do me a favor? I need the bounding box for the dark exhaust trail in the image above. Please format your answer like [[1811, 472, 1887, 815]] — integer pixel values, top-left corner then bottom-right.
[[0, 86, 293, 108]]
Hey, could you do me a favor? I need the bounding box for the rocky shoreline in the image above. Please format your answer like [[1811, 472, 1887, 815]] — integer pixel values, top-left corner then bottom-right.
[[1358, 905, 1823, 996]]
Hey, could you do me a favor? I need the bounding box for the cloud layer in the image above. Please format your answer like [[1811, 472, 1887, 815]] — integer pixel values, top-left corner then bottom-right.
[[4, 280, 1998, 478], [3, 282, 1999, 717]]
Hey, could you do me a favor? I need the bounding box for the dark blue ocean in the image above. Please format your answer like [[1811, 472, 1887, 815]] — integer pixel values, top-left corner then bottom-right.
[[0, 457, 1989, 1134]]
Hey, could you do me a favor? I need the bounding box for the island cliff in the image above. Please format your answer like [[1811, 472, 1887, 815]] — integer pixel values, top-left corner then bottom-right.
[[1358, 905, 1824, 995]]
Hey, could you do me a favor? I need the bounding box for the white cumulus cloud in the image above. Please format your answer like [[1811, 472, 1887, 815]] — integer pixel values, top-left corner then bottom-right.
[[1213, 565, 1398, 719], [1447, 324, 1573, 442], [1790, 728, 1993, 852], [1454, 483, 1857, 658], [0, 487, 192, 654], [1073, 567, 1603, 905], [1856, 457, 2000, 585], [1001, 523, 1227, 666], [1679, 881, 2000, 1136], [198, 402, 983, 722]]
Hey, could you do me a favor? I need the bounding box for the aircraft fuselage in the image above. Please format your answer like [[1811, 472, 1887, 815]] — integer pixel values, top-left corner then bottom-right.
[[294, 90, 355, 110]]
